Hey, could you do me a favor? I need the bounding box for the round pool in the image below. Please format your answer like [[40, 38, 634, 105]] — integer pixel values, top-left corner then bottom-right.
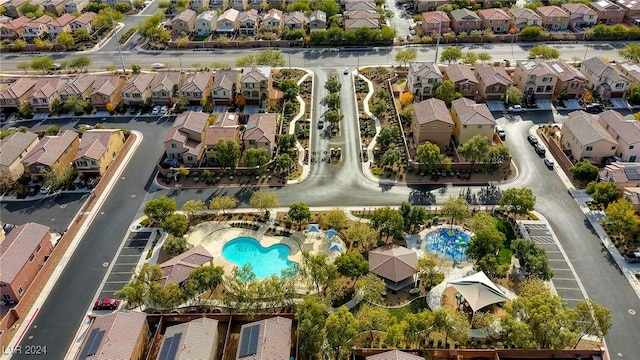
[[425, 227, 471, 262], [222, 237, 297, 279]]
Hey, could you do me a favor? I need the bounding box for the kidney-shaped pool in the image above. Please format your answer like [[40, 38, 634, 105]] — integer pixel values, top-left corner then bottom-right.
[[222, 236, 298, 279]]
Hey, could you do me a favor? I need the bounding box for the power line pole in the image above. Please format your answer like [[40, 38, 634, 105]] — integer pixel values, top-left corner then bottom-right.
[[110, 11, 126, 72], [434, 11, 443, 64]]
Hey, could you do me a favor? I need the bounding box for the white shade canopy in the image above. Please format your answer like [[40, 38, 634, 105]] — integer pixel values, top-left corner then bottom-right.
[[449, 271, 509, 313]]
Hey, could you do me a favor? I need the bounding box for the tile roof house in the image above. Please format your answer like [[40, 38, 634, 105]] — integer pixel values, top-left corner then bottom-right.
[[89, 75, 125, 111], [172, 9, 197, 36], [618, 62, 640, 88], [4, 0, 31, 19], [623, 187, 640, 211], [589, 0, 626, 24], [536, 6, 570, 31], [0, 131, 39, 181], [180, 72, 213, 104], [444, 64, 479, 99], [243, 113, 278, 154], [561, 3, 598, 29], [59, 74, 96, 101], [22, 15, 52, 42], [121, 73, 157, 106], [549, 61, 588, 99], [70, 11, 96, 34], [581, 57, 630, 99], [343, 9, 381, 30], [309, 10, 327, 31], [601, 162, 640, 188], [366, 350, 424, 360], [74, 129, 125, 177], [196, 10, 218, 36], [212, 69, 239, 105], [478, 8, 511, 34], [414, 0, 448, 12], [77, 311, 150, 360], [345, 0, 376, 11], [513, 60, 558, 102], [420, 11, 451, 34], [615, 0, 640, 21], [407, 61, 443, 100], [450, 98, 496, 144], [42, 0, 65, 16], [158, 318, 219, 360], [598, 110, 640, 162], [159, 245, 213, 285], [561, 110, 618, 162], [66, 0, 91, 14], [205, 125, 240, 165], [240, 66, 272, 105], [235, 317, 292, 360], [164, 111, 209, 166], [411, 98, 453, 150], [474, 64, 513, 101], [0, 78, 37, 110], [151, 71, 184, 105], [29, 76, 69, 113], [449, 9, 482, 34], [0, 222, 52, 303], [0, 16, 29, 39], [22, 130, 80, 179], [508, 8, 542, 32], [47, 13, 74, 39], [217, 8, 240, 34], [262, 9, 284, 29], [285, 11, 307, 30], [238, 9, 259, 36]]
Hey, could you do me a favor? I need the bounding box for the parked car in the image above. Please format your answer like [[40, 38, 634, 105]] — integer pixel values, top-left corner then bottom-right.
[[162, 158, 180, 169], [317, 120, 325, 130], [152, 106, 161, 115], [160, 105, 168, 115], [534, 143, 546, 155], [544, 158, 554, 169], [93, 298, 120, 310], [343, 67, 349, 75], [527, 135, 538, 145], [508, 105, 525, 113], [40, 185, 51, 194], [584, 103, 604, 113], [77, 124, 93, 130], [495, 125, 506, 140], [151, 63, 166, 69]]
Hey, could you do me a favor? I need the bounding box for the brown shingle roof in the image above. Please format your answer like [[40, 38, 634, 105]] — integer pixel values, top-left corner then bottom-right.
[[79, 311, 148, 360], [598, 110, 640, 145], [0, 131, 38, 168], [474, 64, 513, 87], [562, 3, 597, 15], [50, 13, 74, 27], [151, 71, 183, 93], [22, 130, 78, 167], [0, 222, 50, 284], [450, 8, 480, 21], [241, 66, 271, 83], [59, 75, 96, 98], [451, 98, 496, 126], [478, 8, 510, 21], [536, 5, 570, 17], [413, 98, 453, 125], [73, 11, 96, 25], [421, 11, 449, 24], [31, 77, 67, 99], [213, 70, 239, 93], [121, 73, 156, 94], [75, 129, 120, 161], [91, 75, 121, 96], [445, 64, 478, 85], [164, 111, 208, 156], [181, 72, 212, 93], [173, 8, 196, 23], [369, 244, 418, 282], [565, 110, 617, 145], [344, 9, 380, 19], [243, 113, 277, 145], [159, 245, 213, 285], [236, 317, 292, 360], [508, 8, 542, 21], [0, 78, 37, 100], [366, 350, 424, 360], [549, 61, 587, 83], [159, 318, 219, 360], [206, 126, 238, 146], [517, 59, 556, 77]]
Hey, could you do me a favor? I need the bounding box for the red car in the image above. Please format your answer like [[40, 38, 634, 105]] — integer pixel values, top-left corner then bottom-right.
[[94, 298, 120, 310]]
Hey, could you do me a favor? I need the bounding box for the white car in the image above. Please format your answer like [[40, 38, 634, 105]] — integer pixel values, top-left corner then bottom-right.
[[151, 63, 166, 69], [160, 105, 168, 115], [77, 124, 93, 130], [152, 106, 161, 115], [508, 105, 526, 113], [343, 67, 349, 75]]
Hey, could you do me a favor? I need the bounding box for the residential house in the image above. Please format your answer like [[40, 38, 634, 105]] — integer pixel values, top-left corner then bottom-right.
[[601, 162, 640, 187], [21, 130, 80, 179], [196, 11, 218, 36], [59, 74, 95, 101], [618, 62, 640, 89], [366, 350, 424, 360], [164, 111, 208, 166], [624, 187, 640, 211], [76, 312, 150, 360], [180, 72, 213, 104], [42, 0, 65, 16], [562, 3, 598, 29], [240, 66, 271, 105], [159, 318, 219, 360], [616, 0, 640, 23], [189, 0, 209, 11], [238, 9, 259, 36], [74, 129, 125, 177], [212, 69, 239, 105], [590, 0, 626, 24], [121, 73, 156, 106], [285, 11, 307, 30], [407, 61, 443, 100], [415, 0, 448, 12], [411, 98, 453, 150], [536, 6, 570, 31], [243, 113, 277, 153], [561, 110, 617, 162], [344, 10, 380, 30], [598, 110, 640, 162], [478, 8, 510, 34], [228, 0, 245, 11], [172, 9, 196, 36], [0, 131, 39, 181], [513, 60, 558, 102], [450, 98, 496, 144], [420, 11, 451, 35], [235, 317, 292, 360], [444, 64, 479, 99], [217, 8, 239, 35], [508, 8, 542, 32], [0, 77, 37, 111], [151, 71, 183, 105], [209, 0, 227, 10], [0, 16, 29, 39], [48, 13, 74, 39], [309, 10, 327, 31], [581, 56, 630, 99], [449, 9, 482, 34], [0, 223, 52, 303], [89, 75, 124, 111], [549, 61, 588, 99], [70, 12, 96, 34], [262, 9, 284, 29], [65, 0, 90, 13], [474, 64, 513, 101], [247, 0, 265, 10], [4, 0, 31, 18], [159, 245, 213, 285], [30, 77, 69, 113], [205, 125, 240, 165], [22, 15, 53, 43], [345, 0, 376, 11]]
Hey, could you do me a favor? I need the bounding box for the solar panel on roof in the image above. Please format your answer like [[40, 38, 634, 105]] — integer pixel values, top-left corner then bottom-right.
[[79, 329, 105, 358], [624, 167, 640, 180], [238, 324, 260, 357], [158, 333, 183, 360]]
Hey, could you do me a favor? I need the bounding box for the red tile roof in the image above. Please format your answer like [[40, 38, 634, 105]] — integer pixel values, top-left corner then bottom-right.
[[75, 129, 120, 161], [236, 317, 292, 360], [0, 131, 38, 168], [0, 222, 50, 284], [22, 130, 78, 167], [159, 245, 213, 285]]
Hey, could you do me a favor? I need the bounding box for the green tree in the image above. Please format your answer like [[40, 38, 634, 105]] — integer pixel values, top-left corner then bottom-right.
[[324, 109, 342, 125], [45, 125, 60, 136], [162, 235, 189, 256], [506, 85, 523, 105], [441, 196, 471, 229], [382, 148, 402, 167], [149, 281, 186, 309], [569, 160, 599, 182], [19, 1, 43, 18], [370, 206, 404, 240], [185, 265, 224, 298], [296, 296, 329, 359], [243, 148, 270, 167], [42, 162, 75, 190], [499, 187, 536, 218], [18, 101, 33, 118], [93, 8, 124, 30], [10, 39, 27, 52], [457, 135, 489, 165], [55, 32, 74, 49], [376, 127, 399, 148], [395, 48, 417, 67], [417, 253, 449, 289], [288, 201, 311, 225], [585, 181, 621, 206], [181, 199, 206, 221], [619, 43, 640, 62], [115, 263, 163, 307], [325, 92, 340, 110], [16, 61, 30, 74], [322, 208, 348, 230], [399, 201, 427, 231], [434, 80, 462, 106], [69, 56, 91, 71], [356, 304, 390, 346], [74, 29, 91, 42], [136, 10, 163, 38], [324, 77, 341, 93], [144, 196, 177, 224], [478, 52, 492, 64], [416, 141, 445, 172], [511, 238, 553, 280], [604, 199, 639, 238], [528, 45, 560, 60], [440, 47, 463, 64], [520, 26, 542, 40], [255, 48, 286, 67], [466, 213, 508, 277], [277, 134, 297, 151], [208, 195, 238, 214], [325, 307, 359, 359], [63, 96, 89, 114], [484, 145, 511, 172], [334, 251, 369, 278], [280, 79, 300, 101], [275, 153, 293, 172], [249, 189, 280, 215], [114, 1, 131, 12], [572, 299, 612, 348], [162, 213, 189, 237], [314, 0, 340, 17], [214, 138, 240, 170], [301, 251, 338, 293], [131, 63, 141, 74], [432, 307, 472, 346], [344, 221, 378, 251], [461, 51, 478, 65], [30, 56, 54, 73]]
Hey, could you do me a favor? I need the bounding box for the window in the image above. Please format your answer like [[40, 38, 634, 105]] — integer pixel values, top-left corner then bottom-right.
[[152, 92, 158, 97], [125, 93, 130, 98], [477, 125, 482, 129], [171, 143, 177, 148], [433, 124, 438, 129], [492, 85, 500, 92], [184, 92, 191, 97], [615, 83, 624, 89], [463, 125, 468, 129], [36, 166, 45, 173], [630, 145, 634, 150], [194, 92, 201, 98], [249, 140, 256, 145], [630, 156, 637, 162], [542, 77, 552, 82], [545, 86, 553, 92], [29, 253, 34, 262], [91, 160, 98, 166], [187, 156, 193, 161], [213, 90, 218, 96], [246, 83, 255, 88], [611, 146, 616, 150], [428, 78, 437, 84], [0, 283, 6, 287], [2, 294, 9, 300], [36, 244, 41, 253], [77, 160, 88, 167], [17, 287, 23, 295], [536, 86, 544, 92], [462, 84, 470, 90], [571, 82, 578, 88], [586, 146, 593, 151]]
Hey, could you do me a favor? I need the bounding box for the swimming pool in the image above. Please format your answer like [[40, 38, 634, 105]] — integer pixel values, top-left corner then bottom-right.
[[425, 227, 471, 262], [222, 237, 298, 279]]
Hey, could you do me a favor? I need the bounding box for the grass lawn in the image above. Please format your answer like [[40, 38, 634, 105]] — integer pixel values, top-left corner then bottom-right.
[[498, 248, 512, 265], [192, 35, 210, 41], [492, 214, 516, 247], [387, 297, 429, 322]]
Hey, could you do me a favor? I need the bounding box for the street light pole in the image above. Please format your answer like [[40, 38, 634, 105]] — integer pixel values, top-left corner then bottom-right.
[[434, 11, 443, 64], [110, 10, 126, 72]]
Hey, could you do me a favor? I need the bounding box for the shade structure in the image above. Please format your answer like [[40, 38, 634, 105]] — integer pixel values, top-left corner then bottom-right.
[[329, 242, 342, 251], [308, 224, 320, 232], [325, 228, 339, 239], [369, 244, 418, 283], [449, 271, 509, 313]]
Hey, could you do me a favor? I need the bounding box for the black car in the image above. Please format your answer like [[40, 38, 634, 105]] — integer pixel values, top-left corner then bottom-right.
[[317, 120, 324, 130], [161, 158, 180, 169], [584, 103, 604, 113], [527, 135, 538, 145], [534, 143, 546, 155]]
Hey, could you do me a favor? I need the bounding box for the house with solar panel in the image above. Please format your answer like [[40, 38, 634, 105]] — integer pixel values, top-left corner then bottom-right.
[[236, 316, 292, 360], [76, 311, 150, 360], [157, 318, 219, 360]]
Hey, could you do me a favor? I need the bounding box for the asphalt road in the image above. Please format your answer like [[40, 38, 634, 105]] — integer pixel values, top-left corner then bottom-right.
[[1, 193, 88, 232]]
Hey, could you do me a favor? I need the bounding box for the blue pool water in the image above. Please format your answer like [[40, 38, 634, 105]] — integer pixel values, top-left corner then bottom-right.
[[425, 228, 471, 262], [222, 237, 297, 279]]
